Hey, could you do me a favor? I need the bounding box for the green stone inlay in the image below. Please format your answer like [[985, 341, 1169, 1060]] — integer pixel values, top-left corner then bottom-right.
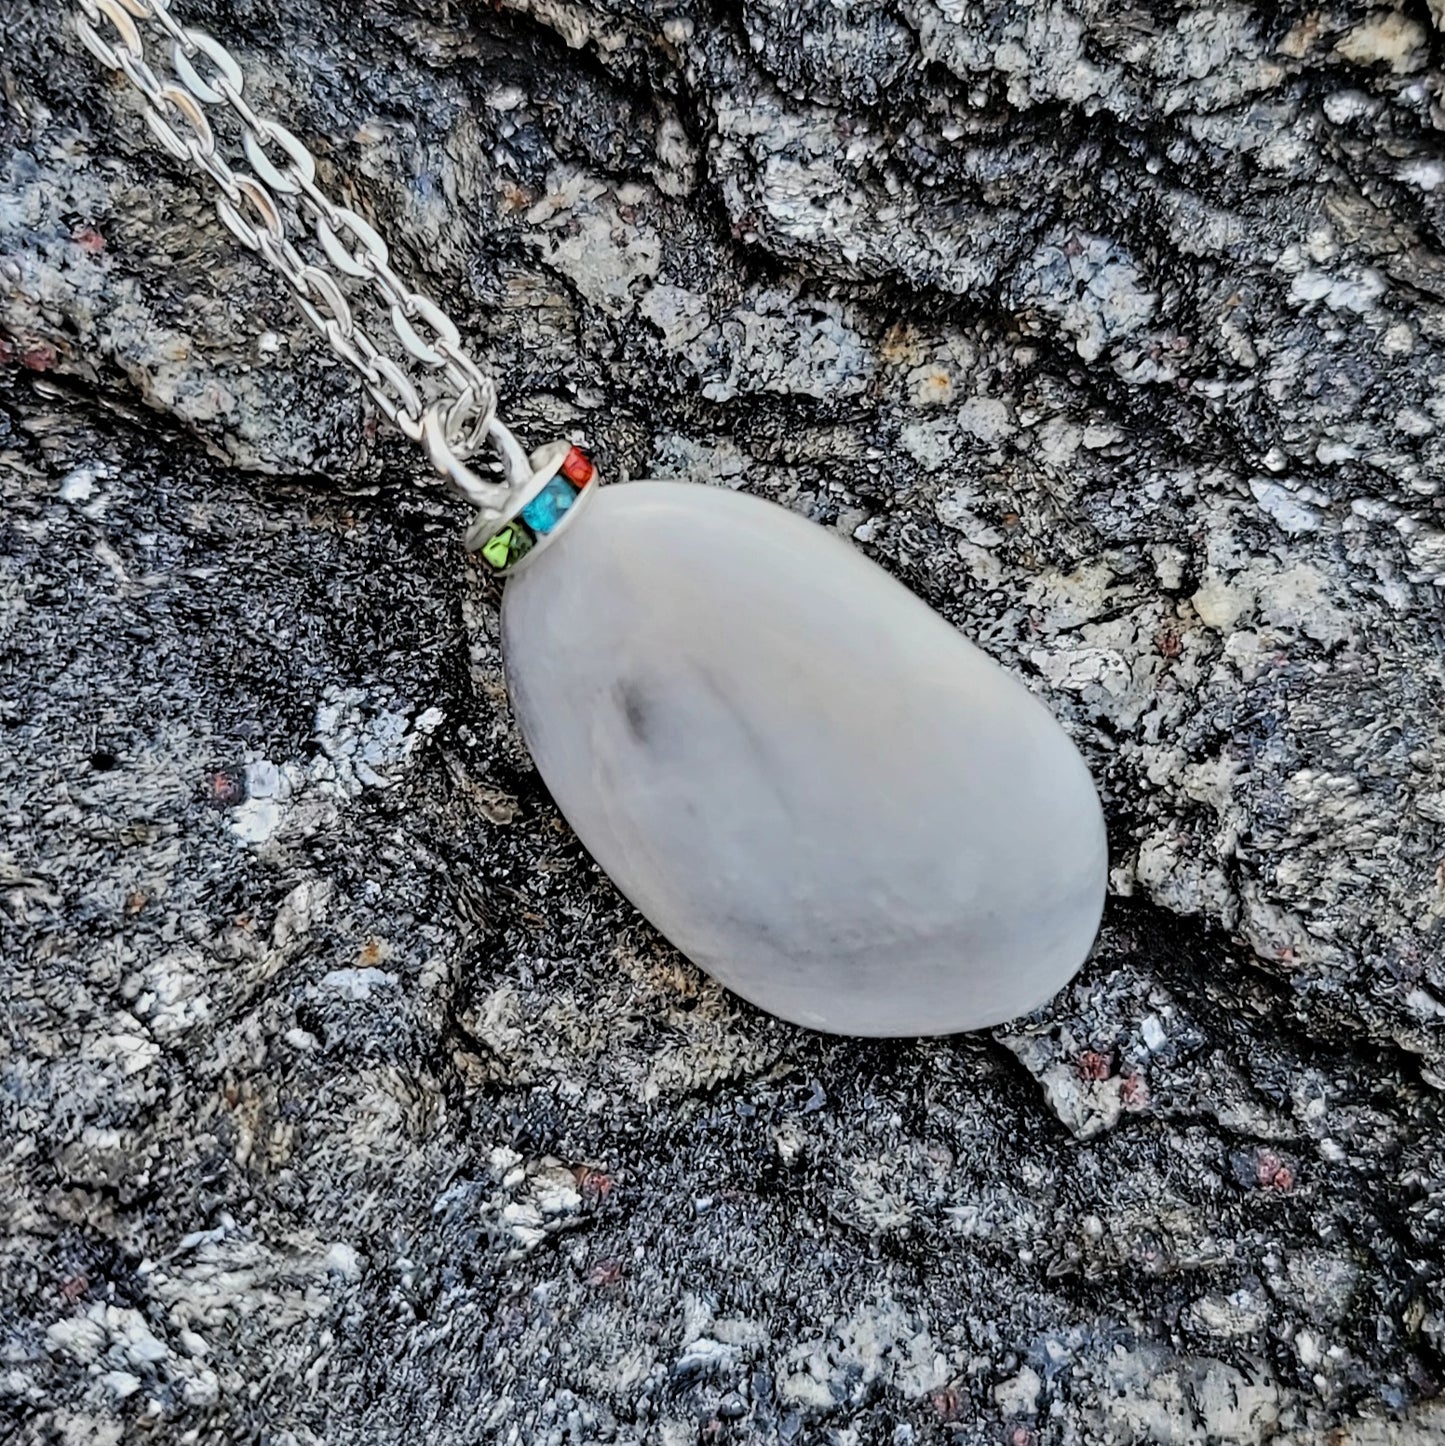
[[481, 523, 533, 571]]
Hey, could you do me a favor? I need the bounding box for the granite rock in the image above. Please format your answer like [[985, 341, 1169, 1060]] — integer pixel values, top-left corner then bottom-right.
[[3, 0, 1445, 1441]]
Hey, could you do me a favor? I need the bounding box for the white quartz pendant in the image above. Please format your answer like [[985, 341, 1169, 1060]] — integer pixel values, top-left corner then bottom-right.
[[500, 482, 1107, 1037]]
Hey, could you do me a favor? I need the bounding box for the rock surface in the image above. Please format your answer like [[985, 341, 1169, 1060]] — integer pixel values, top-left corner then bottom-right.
[[3, 0, 1445, 1441]]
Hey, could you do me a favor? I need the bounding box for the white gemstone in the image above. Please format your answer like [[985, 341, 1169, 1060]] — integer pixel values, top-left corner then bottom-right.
[[501, 482, 1107, 1036]]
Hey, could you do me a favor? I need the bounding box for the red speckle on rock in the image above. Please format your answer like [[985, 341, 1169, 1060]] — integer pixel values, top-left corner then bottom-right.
[[1078, 1050, 1113, 1081], [1257, 1151, 1294, 1192], [1010, 1427, 1037, 1446], [1155, 626, 1183, 659], [1121, 1072, 1150, 1110], [58, 1275, 88, 1302], [574, 1165, 613, 1199], [22, 344, 56, 372], [207, 768, 246, 808], [931, 1386, 963, 1421], [585, 1258, 623, 1287], [73, 227, 106, 254]]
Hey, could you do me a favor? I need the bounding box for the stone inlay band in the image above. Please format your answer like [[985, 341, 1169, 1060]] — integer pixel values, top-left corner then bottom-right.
[[470, 442, 597, 575]]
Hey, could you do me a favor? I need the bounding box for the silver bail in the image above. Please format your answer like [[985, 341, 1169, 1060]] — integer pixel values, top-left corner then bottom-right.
[[463, 438, 599, 576]]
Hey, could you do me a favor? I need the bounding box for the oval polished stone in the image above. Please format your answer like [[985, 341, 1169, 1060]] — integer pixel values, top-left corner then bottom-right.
[[500, 482, 1107, 1036]]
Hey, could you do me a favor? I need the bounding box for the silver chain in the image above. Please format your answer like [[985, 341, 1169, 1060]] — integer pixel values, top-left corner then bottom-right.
[[73, 0, 534, 519]]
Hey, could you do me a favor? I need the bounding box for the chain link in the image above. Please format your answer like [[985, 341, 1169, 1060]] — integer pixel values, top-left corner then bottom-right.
[[74, 0, 520, 517]]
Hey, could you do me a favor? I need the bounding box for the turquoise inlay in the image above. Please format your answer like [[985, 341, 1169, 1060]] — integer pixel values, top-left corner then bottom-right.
[[520, 474, 578, 535]]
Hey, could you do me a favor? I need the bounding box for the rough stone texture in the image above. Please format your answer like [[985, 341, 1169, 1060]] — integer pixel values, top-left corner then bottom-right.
[[3, 0, 1445, 1442]]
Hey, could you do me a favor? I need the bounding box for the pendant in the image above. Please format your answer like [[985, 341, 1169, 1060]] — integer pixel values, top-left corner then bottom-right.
[[72, 0, 1104, 1037], [480, 455, 1107, 1037]]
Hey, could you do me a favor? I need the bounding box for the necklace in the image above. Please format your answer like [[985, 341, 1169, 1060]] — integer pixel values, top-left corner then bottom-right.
[[74, 0, 1108, 1037]]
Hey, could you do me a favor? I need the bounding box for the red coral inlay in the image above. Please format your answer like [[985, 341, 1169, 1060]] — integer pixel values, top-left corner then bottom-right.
[[560, 445, 595, 485]]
